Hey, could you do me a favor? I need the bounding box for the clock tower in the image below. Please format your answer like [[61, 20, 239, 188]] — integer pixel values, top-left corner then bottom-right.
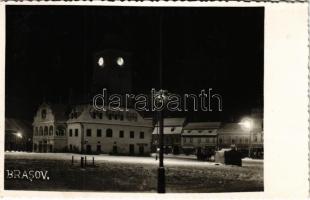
[[92, 49, 133, 96]]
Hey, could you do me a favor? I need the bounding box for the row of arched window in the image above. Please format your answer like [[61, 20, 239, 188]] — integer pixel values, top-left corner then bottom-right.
[[34, 126, 66, 137]]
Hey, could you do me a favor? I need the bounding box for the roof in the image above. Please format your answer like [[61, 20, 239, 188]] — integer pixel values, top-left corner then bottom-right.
[[154, 118, 186, 127], [218, 123, 248, 134], [182, 130, 218, 136], [152, 126, 183, 135], [49, 104, 69, 121], [183, 122, 221, 130]]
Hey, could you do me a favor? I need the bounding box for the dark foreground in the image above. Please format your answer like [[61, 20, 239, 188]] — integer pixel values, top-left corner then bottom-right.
[[5, 153, 263, 193]]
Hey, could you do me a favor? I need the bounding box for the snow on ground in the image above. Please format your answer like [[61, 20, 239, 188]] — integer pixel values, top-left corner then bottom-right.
[[4, 152, 263, 192], [5, 152, 263, 167], [5, 152, 218, 167]]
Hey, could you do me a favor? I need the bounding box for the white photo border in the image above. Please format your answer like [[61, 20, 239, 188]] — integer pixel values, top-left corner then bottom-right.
[[0, 1, 308, 199]]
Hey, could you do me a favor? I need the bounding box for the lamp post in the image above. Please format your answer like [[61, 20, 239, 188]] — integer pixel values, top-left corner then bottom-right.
[[156, 89, 168, 193], [156, 11, 166, 193], [238, 118, 253, 158]]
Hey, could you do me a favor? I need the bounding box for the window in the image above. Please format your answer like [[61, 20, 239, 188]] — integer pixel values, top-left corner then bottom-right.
[[99, 113, 103, 119], [41, 109, 46, 119], [219, 138, 223, 144], [49, 126, 53, 136], [120, 115, 124, 121], [189, 138, 193, 143], [183, 137, 187, 143], [69, 144, 72, 151], [130, 131, 134, 138], [232, 139, 235, 144], [171, 127, 175, 132], [245, 138, 249, 143], [140, 132, 144, 139], [75, 129, 78, 137], [97, 129, 102, 137], [254, 136, 258, 142], [97, 145, 101, 153], [39, 127, 43, 136], [198, 138, 201, 143], [119, 130, 124, 138], [44, 126, 48, 136], [106, 129, 113, 137], [108, 115, 112, 120], [86, 129, 92, 137], [35, 127, 38, 136], [208, 130, 213, 133], [69, 129, 72, 137], [114, 115, 117, 120]]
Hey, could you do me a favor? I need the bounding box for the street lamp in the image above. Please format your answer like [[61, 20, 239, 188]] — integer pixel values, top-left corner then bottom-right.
[[155, 89, 168, 193], [16, 132, 23, 139], [239, 118, 253, 158]]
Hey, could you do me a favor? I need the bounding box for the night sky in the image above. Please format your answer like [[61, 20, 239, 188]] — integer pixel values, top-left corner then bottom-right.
[[5, 6, 264, 122]]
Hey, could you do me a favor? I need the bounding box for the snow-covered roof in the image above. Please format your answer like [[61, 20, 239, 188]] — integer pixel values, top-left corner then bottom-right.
[[183, 122, 221, 130], [154, 118, 186, 127], [152, 126, 183, 135], [217, 123, 248, 135]]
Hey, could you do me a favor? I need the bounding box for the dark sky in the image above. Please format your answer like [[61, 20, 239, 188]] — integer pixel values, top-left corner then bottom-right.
[[5, 6, 264, 122]]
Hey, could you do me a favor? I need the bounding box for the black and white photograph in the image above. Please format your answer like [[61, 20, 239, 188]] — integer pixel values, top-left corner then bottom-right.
[[4, 4, 265, 193]]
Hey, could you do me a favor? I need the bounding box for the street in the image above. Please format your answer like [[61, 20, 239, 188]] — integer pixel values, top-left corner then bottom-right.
[[5, 152, 263, 192]]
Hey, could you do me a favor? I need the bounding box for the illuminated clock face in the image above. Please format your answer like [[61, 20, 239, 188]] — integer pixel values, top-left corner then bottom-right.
[[116, 57, 125, 67], [98, 57, 104, 68]]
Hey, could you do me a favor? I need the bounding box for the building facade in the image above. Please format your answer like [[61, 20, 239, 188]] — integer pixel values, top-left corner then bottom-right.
[[152, 118, 185, 154], [181, 122, 221, 155], [32, 103, 68, 152], [67, 105, 153, 155], [217, 121, 263, 158]]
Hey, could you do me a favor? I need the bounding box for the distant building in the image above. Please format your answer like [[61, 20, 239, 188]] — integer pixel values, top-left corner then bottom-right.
[[32, 103, 68, 152], [152, 118, 186, 154], [217, 121, 263, 158], [5, 118, 32, 151], [181, 122, 221, 154], [67, 105, 153, 155]]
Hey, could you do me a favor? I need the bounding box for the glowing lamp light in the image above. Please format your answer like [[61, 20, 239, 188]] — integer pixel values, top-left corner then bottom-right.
[[98, 57, 105, 68], [116, 57, 124, 67], [239, 118, 252, 129], [16, 132, 23, 139]]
